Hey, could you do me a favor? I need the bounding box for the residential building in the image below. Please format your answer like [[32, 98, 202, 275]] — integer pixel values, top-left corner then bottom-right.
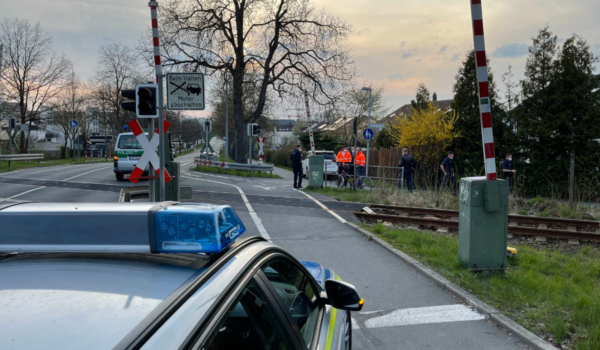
[[271, 119, 297, 147], [383, 92, 453, 123]]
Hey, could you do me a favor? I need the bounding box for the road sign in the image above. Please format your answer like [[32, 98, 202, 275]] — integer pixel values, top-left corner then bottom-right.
[[369, 123, 385, 131], [363, 128, 374, 140], [166, 73, 205, 110], [127, 119, 172, 184], [69, 120, 78, 128]]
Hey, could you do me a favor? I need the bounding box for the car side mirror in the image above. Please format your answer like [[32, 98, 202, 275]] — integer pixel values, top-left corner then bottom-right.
[[324, 279, 364, 311]]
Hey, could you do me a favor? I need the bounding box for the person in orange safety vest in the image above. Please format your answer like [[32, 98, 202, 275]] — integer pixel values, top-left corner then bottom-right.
[[336, 147, 352, 187]]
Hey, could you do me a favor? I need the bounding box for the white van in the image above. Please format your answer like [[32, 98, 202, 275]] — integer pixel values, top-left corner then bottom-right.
[[113, 132, 149, 181]]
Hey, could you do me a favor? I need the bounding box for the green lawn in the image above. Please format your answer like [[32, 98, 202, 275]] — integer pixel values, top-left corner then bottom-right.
[[366, 223, 600, 349], [217, 153, 235, 162], [0, 158, 89, 173], [192, 166, 282, 179]]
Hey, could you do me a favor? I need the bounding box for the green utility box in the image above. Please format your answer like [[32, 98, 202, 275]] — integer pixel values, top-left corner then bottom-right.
[[308, 156, 324, 188], [458, 177, 509, 270]]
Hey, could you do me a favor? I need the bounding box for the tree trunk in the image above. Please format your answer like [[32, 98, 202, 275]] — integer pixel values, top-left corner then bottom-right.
[[232, 70, 247, 163]]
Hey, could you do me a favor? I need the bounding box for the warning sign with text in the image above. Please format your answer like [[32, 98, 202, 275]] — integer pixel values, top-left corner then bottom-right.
[[166, 73, 205, 110]]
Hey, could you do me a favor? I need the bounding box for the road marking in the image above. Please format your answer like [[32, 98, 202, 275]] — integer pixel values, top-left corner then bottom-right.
[[63, 166, 111, 181], [2, 187, 47, 201], [293, 189, 347, 223], [364, 304, 485, 329], [182, 172, 271, 242], [180, 162, 191, 167], [254, 185, 275, 190]]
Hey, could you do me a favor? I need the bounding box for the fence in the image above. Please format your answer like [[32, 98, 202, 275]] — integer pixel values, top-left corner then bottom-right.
[[85, 150, 109, 163]]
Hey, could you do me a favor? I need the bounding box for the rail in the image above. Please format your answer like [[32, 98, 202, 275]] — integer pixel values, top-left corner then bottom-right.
[[194, 158, 274, 174], [354, 204, 600, 242], [0, 153, 44, 167]]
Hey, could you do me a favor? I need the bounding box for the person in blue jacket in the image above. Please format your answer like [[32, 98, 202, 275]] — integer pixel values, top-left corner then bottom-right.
[[290, 145, 303, 189]]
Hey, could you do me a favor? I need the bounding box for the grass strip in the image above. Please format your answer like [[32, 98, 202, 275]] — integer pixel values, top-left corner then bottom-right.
[[192, 166, 282, 179], [365, 223, 600, 349], [0, 158, 88, 173]]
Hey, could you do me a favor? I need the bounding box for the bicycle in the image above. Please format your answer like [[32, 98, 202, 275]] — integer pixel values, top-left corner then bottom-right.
[[330, 168, 355, 190]]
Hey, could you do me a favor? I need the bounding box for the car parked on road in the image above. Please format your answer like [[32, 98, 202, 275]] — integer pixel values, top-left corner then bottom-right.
[[302, 150, 338, 179], [0, 202, 363, 350], [113, 132, 148, 181]]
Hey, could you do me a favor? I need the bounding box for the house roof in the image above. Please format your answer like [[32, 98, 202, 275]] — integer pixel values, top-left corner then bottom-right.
[[383, 99, 454, 123]]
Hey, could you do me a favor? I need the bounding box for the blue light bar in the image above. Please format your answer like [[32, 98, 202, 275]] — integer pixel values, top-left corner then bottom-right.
[[154, 204, 246, 253], [0, 202, 245, 254]]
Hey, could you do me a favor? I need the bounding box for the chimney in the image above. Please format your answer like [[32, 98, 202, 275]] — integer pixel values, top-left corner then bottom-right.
[[432, 92, 437, 102]]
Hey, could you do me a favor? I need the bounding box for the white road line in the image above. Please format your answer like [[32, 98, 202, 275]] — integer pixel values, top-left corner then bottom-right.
[[364, 304, 485, 329], [6, 186, 46, 200], [63, 166, 111, 181], [293, 189, 347, 223], [180, 162, 191, 167], [182, 173, 271, 242]]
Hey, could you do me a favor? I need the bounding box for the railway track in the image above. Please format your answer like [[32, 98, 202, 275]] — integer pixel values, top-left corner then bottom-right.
[[355, 204, 600, 242]]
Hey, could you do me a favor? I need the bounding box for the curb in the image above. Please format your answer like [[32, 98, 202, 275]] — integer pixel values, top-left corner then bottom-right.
[[344, 221, 558, 350]]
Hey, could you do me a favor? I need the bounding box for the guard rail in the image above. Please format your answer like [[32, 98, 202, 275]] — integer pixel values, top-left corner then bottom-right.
[[0, 153, 44, 167], [194, 158, 274, 174]]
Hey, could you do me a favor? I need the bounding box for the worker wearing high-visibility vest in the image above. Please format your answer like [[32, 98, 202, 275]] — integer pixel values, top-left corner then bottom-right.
[[335, 147, 352, 165], [336, 147, 353, 187], [355, 149, 366, 174]]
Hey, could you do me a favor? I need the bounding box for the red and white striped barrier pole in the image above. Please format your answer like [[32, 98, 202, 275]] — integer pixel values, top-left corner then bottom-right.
[[149, 1, 166, 201], [304, 91, 316, 156], [470, 0, 496, 181]]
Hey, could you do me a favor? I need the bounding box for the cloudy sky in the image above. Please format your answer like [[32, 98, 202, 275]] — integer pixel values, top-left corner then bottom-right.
[[2, 0, 599, 116]]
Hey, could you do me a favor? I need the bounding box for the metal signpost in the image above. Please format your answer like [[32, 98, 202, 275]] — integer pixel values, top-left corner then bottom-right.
[[204, 120, 211, 160], [70, 120, 79, 163], [166, 73, 205, 110]]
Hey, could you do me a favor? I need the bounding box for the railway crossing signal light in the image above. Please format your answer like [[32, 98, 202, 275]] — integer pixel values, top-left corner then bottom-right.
[[120, 84, 159, 118], [251, 123, 260, 136], [136, 84, 159, 118]]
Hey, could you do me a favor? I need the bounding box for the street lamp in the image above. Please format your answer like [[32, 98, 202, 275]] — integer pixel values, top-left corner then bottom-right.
[[361, 87, 372, 177]]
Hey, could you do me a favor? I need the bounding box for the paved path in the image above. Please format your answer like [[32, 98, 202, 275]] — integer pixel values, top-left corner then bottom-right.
[[0, 153, 529, 350]]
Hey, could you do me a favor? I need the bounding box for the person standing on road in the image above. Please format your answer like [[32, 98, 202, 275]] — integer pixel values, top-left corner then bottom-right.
[[398, 148, 416, 192], [502, 153, 516, 193], [440, 151, 457, 195], [291, 145, 303, 189]]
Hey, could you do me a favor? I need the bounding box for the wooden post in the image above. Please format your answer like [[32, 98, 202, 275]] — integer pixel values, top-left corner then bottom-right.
[[569, 153, 575, 210]]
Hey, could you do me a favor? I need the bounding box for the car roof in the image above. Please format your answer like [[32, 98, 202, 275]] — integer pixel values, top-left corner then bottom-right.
[[0, 253, 205, 350]]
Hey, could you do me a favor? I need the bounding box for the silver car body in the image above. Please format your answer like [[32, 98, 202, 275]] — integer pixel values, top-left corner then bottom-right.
[[302, 151, 338, 177], [0, 235, 350, 350]]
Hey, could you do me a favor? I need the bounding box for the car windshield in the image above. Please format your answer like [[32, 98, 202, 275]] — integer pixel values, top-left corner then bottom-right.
[[117, 135, 142, 149]]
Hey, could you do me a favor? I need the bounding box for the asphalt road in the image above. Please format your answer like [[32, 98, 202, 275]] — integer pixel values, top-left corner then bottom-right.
[[0, 153, 529, 350]]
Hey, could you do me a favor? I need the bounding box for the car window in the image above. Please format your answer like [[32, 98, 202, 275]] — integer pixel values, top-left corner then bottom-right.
[[117, 135, 142, 149], [203, 280, 292, 350], [319, 153, 336, 161], [261, 258, 320, 348]]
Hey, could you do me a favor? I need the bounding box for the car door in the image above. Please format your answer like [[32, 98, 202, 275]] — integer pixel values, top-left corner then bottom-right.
[[199, 277, 302, 350], [256, 256, 350, 350]]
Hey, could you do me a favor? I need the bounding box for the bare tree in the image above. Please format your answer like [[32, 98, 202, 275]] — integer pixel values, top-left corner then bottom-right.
[[0, 18, 72, 152], [147, 0, 355, 162], [51, 70, 85, 158], [93, 43, 142, 136]]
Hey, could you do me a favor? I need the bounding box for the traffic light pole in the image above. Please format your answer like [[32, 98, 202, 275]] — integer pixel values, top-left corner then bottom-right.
[[149, 1, 165, 202]]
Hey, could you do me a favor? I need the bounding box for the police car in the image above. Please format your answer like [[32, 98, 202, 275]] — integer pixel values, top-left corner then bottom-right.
[[0, 202, 363, 350], [113, 132, 148, 181]]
